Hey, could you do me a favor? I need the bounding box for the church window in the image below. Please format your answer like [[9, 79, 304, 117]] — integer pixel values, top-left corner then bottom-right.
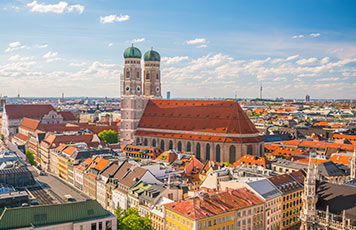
[[160, 140, 165, 150], [206, 143, 210, 160], [152, 139, 156, 147], [229, 145, 236, 164], [196, 143, 201, 160], [146, 73, 149, 80], [136, 138, 140, 145], [247, 145, 253, 155], [126, 71, 130, 78], [156, 73, 159, 80], [187, 142, 191, 152], [137, 72, 140, 79], [169, 140, 173, 150], [216, 145, 221, 162], [144, 138, 148, 146], [177, 141, 182, 152]]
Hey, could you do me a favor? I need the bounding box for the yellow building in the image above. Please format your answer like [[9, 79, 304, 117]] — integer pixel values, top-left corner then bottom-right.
[[165, 188, 265, 230], [269, 170, 305, 230]]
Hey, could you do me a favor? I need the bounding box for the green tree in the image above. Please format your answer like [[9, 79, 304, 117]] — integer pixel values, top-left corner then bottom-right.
[[0, 134, 4, 141], [25, 150, 36, 166], [115, 207, 152, 230], [98, 130, 119, 144]]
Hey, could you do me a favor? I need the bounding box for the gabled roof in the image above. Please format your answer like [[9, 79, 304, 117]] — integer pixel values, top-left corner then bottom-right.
[[165, 188, 264, 220], [58, 111, 77, 121], [268, 172, 303, 194], [233, 154, 268, 168], [41, 133, 96, 149], [19, 118, 41, 131], [0, 200, 111, 229], [137, 99, 259, 135], [5, 104, 56, 119]]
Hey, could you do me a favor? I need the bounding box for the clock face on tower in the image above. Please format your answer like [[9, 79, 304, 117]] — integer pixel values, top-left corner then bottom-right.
[[125, 86, 130, 92], [156, 87, 160, 92], [137, 86, 141, 92]]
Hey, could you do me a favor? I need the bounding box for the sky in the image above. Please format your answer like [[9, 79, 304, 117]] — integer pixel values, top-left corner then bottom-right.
[[0, 0, 356, 99]]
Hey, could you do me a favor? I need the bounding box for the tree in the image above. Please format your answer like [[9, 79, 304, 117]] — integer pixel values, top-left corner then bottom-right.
[[115, 207, 152, 230], [98, 130, 119, 144], [0, 134, 4, 141], [25, 150, 36, 166]]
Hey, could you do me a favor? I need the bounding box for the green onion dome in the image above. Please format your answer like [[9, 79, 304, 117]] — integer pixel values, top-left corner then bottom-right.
[[123, 44, 142, 59], [144, 49, 160, 62]]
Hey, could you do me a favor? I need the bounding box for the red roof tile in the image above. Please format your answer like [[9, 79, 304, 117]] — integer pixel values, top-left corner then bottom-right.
[[137, 99, 259, 135], [5, 104, 55, 119], [165, 188, 264, 220]]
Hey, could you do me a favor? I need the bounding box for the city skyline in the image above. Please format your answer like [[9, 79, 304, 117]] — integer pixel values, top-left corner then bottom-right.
[[0, 0, 356, 99]]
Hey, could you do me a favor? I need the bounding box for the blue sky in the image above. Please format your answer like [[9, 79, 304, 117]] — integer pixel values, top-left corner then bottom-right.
[[0, 0, 355, 99]]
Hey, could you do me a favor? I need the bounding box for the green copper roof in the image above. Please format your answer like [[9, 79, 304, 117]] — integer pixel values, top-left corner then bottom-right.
[[123, 45, 142, 59], [144, 49, 160, 61], [0, 200, 112, 229]]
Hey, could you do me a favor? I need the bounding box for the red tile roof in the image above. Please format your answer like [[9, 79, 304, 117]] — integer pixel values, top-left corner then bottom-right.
[[233, 154, 268, 168], [165, 188, 264, 220], [41, 133, 97, 149], [5, 104, 56, 119], [58, 111, 77, 121], [19, 118, 41, 132], [14, 133, 30, 142], [137, 99, 259, 135]]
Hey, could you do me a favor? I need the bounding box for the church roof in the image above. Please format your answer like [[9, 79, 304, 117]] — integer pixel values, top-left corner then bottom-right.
[[136, 100, 261, 142], [5, 104, 56, 120]]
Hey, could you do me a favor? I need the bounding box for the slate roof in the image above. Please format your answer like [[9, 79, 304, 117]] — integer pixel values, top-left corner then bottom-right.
[[317, 161, 345, 177], [247, 178, 283, 201], [317, 181, 356, 219]]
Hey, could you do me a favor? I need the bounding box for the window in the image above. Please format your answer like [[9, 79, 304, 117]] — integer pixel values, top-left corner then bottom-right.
[[80, 226, 83, 230], [146, 73, 149, 80], [99, 222, 102, 230], [218, 218, 221, 224], [126, 71, 130, 78], [214, 219, 216, 225], [91, 223, 97, 230], [156, 73, 159, 79], [208, 221, 212, 226]]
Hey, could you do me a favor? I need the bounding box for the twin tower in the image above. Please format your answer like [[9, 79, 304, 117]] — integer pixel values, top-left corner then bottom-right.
[[120, 45, 162, 145], [122, 44, 162, 98]]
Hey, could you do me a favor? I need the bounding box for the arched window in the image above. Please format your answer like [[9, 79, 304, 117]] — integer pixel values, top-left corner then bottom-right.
[[146, 73, 149, 80], [137, 72, 140, 79], [229, 145, 236, 164], [206, 143, 210, 161], [259, 144, 263, 156], [152, 139, 156, 147], [196, 143, 201, 160], [216, 144, 221, 162], [247, 145, 253, 155], [177, 141, 182, 152], [160, 140, 165, 151], [156, 73, 159, 80], [169, 140, 173, 150], [136, 137, 140, 145], [187, 142, 191, 152], [126, 71, 130, 79], [144, 138, 148, 146]]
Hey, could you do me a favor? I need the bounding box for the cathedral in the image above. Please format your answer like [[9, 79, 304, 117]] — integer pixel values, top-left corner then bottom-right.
[[120, 45, 264, 164]]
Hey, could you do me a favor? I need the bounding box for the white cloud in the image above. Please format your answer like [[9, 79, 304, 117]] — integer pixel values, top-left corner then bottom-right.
[[100, 14, 130, 24], [27, 1, 84, 14], [292, 35, 304, 39], [43, 51, 61, 62], [161, 56, 189, 65], [185, 38, 207, 45], [9, 55, 34, 62], [36, 44, 48, 49], [197, 44, 208, 48], [4, 41, 27, 52], [316, 77, 340, 82], [132, 38, 145, 43], [69, 62, 87, 67], [310, 33, 320, 38], [108, 43, 113, 47], [273, 77, 287, 81], [296, 57, 318, 65], [286, 54, 299, 61], [320, 56, 330, 65]]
